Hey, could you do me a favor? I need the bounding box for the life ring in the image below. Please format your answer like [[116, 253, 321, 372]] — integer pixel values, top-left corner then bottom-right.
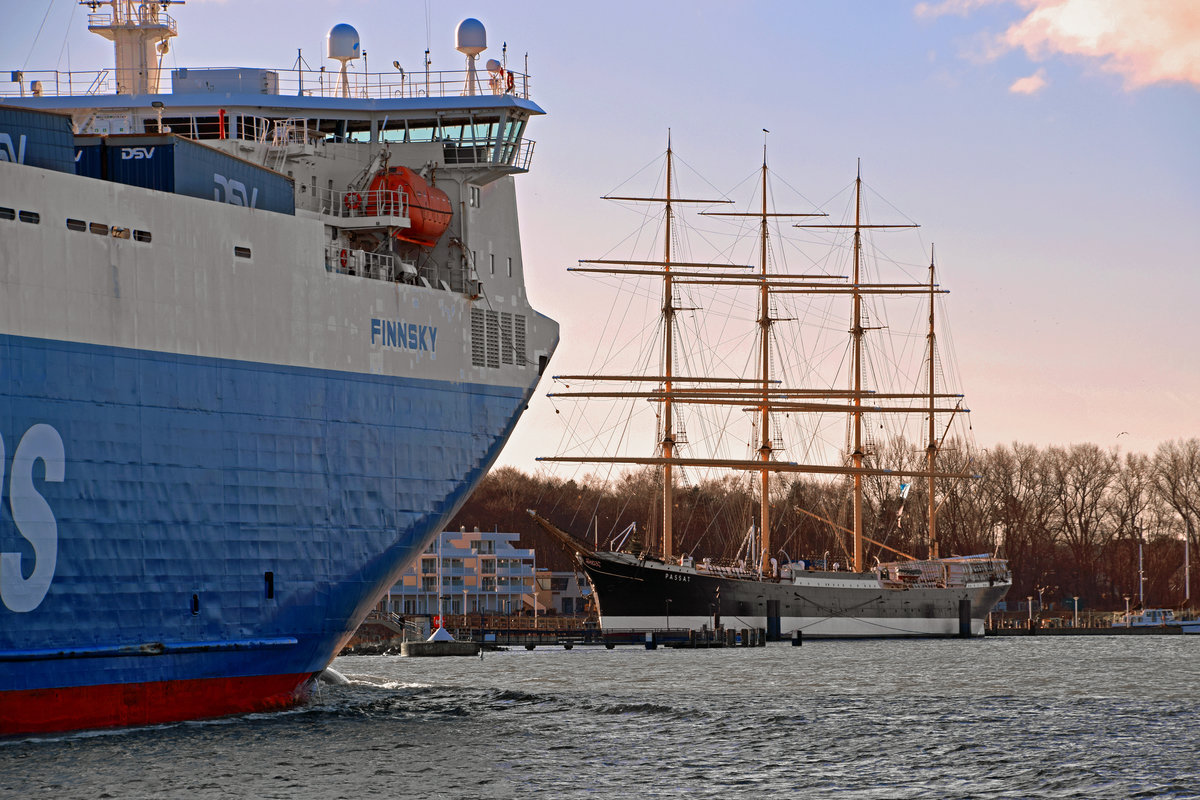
[[339, 249, 348, 269], [505, 70, 515, 93], [344, 192, 363, 211]]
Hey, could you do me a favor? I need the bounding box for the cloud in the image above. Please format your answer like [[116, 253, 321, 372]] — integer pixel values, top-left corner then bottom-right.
[[914, 0, 1001, 19], [1009, 68, 1047, 93], [920, 0, 1200, 90]]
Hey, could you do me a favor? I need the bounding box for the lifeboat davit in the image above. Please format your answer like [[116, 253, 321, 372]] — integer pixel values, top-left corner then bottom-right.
[[366, 166, 452, 247]]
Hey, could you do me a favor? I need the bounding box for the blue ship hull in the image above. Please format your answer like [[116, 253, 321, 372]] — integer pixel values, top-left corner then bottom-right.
[[0, 333, 536, 732]]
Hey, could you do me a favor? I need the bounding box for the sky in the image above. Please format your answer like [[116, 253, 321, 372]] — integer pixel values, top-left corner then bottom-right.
[[4, 0, 1198, 474]]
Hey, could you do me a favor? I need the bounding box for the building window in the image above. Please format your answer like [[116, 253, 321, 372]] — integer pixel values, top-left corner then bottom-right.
[[421, 576, 436, 592]]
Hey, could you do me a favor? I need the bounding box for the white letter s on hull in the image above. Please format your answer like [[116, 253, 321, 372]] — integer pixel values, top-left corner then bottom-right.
[[1, 424, 65, 613]]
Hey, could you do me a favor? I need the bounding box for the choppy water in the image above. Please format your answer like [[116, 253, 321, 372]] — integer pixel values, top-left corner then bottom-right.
[[3, 637, 1198, 799]]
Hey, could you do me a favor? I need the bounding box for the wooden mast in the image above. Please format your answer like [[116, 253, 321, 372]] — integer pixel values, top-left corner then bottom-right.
[[851, 165, 865, 573], [662, 136, 676, 559], [926, 248, 939, 560], [757, 146, 772, 575], [795, 163, 919, 573], [545, 154, 980, 574]]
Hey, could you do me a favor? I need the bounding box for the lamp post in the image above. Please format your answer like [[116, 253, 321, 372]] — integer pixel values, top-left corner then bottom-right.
[[1073, 596, 1079, 629], [665, 598, 672, 632], [1027, 596, 1033, 624], [1124, 595, 1131, 628]]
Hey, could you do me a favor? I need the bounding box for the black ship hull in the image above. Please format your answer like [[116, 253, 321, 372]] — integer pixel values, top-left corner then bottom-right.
[[580, 551, 1010, 639]]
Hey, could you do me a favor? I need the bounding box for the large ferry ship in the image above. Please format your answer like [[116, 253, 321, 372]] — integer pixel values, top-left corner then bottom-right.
[[0, 2, 556, 735]]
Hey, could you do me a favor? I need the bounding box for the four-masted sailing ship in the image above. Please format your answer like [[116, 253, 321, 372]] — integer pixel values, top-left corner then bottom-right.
[[531, 141, 1010, 638]]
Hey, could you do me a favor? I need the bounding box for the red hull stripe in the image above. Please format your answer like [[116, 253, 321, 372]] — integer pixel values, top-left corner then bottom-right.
[[1, 673, 313, 736]]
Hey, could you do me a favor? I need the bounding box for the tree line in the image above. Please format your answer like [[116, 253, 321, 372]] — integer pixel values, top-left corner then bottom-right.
[[448, 438, 1200, 612]]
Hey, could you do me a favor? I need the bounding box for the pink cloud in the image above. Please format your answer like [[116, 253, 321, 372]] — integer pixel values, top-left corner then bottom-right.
[[919, 0, 1200, 90], [1009, 68, 1048, 93]]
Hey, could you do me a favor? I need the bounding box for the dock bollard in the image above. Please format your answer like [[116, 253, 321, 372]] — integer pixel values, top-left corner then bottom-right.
[[791, 629, 802, 647], [758, 627, 767, 647], [645, 631, 657, 650]]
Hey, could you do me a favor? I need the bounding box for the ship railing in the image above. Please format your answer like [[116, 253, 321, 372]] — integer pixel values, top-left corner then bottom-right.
[[1, 69, 116, 97], [0, 67, 532, 101], [316, 187, 409, 222], [325, 246, 432, 288], [86, 9, 177, 35], [325, 245, 393, 281], [443, 137, 536, 171], [877, 556, 1009, 588], [284, 67, 532, 101]]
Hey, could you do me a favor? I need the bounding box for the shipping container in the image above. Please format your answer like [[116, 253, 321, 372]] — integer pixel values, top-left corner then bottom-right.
[[74, 135, 104, 179], [101, 134, 295, 215], [0, 105, 76, 174]]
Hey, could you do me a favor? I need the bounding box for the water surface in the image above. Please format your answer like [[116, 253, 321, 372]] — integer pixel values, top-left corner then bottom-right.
[[3, 637, 1197, 799]]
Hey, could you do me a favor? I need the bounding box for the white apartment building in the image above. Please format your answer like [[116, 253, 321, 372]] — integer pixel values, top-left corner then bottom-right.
[[383, 527, 538, 616]]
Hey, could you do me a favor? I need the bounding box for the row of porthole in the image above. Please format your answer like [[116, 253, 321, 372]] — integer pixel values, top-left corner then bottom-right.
[[0, 206, 39, 224], [65, 217, 153, 242], [4, 208, 253, 259], [62, 214, 252, 258]]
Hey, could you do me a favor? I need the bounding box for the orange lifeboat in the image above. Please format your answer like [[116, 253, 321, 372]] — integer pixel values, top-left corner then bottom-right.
[[365, 166, 452, 247]]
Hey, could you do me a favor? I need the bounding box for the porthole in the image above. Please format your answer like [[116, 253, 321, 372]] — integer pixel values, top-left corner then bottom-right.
[[67, 218, 87, 232], [18, 210, 40, 224]]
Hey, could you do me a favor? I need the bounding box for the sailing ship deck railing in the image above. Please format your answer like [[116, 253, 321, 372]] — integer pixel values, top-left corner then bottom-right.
[[608, 546, 1009, 587], [1, 67, 533, 101]]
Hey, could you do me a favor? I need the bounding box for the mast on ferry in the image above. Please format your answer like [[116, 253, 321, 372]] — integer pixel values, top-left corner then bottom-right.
[[82, 1, 182, 96]]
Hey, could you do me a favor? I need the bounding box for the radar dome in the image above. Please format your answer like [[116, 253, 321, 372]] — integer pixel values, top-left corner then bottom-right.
[[455, 18, 487, 57], [485, 58, 501, 74], [327, 23, 361, 61]]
